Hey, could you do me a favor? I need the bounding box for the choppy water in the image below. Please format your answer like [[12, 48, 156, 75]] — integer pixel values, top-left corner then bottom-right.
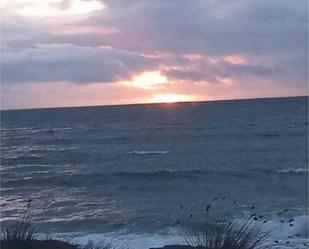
[[1, 97, 308, 248]]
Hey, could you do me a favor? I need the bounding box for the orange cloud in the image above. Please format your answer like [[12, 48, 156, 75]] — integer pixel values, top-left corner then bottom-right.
[[224, 55, 247, 65], [182, 54, 204, 61], [216, 77, 233, 85], [52, 26, 119, 35]]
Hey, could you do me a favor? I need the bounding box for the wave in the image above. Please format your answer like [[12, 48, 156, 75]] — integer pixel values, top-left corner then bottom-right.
[[126, 150, 170, 155], [31, 126, 73, 134], [7, 167, 306, 186], [238, 214, 309, 246], [263, 215, 309, 240], [1, 127, 32, 132], [1, 153, 43, 160], [4, 167, 307, 187], [3, 170, 216, 187], [40, 216, 309, 249], [1, 126, 72, 134], [259, 133, 281, 138], [230, 215, 309, 248], [277, 168, 309, 174], [113, 170, 209, 178], [44, 227, 182, 249], [0, 164, 54, 171], [3, 146, 78, 155]]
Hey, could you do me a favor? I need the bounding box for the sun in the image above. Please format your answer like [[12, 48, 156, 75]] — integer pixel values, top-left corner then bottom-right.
[[121, 71, 194, 104], [153, 94, 193, 103], [122, 71, 168, 89]]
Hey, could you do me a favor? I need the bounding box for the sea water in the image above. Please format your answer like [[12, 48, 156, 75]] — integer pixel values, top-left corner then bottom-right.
[[1, 97, 308, 248]]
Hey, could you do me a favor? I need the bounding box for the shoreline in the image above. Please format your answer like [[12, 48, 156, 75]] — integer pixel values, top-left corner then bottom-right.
[[1, 239, 193, 249], [2, 237, 309, 249]]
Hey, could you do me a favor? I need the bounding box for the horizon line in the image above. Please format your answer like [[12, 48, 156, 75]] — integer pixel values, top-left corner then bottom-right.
[[1, 94, 308, 112]]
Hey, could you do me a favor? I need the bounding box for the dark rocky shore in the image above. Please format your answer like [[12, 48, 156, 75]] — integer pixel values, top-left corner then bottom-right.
[[1, 239, 77, 249], [150, 246, 196, 249], [1, 239, 194, 249]]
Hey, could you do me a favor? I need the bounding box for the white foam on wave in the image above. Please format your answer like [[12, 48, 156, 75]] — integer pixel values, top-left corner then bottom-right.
[[22, 176, 33, 180], [262, 215, 308, 239], [127, 150, 170, 155], [35, 215, 309, 249], [0, 217, 19, 222], [48, 216, 309, 249], [234, 215, 309, 248], [277, 168, 309, 174], [52, 227, 182, 249]]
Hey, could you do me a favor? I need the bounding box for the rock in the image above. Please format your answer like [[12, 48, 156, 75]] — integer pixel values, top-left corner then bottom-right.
[[1, 239, 78, 249], [150, 245, 194, 249]]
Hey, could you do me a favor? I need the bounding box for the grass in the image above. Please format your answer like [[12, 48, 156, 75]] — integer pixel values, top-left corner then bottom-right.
[[1, 200, 35, 242], [181, 217, 272, 249], [177, 198, 307, 249], [1, 199, 307, 249], [0, 200, 114, 249]]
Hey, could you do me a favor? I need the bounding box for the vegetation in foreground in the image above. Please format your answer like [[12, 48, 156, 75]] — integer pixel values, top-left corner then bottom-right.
[[182, 219, 270, 249], [0, 200, 113, 249], [175, 197, 308, 249], [1, 199, 307, 249]]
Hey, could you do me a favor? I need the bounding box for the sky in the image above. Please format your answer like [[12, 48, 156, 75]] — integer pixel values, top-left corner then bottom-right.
[[1, 0, 308, 109]]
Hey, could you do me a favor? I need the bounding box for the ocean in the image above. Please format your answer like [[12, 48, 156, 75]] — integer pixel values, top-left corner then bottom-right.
[[1, 96, 308, 248]]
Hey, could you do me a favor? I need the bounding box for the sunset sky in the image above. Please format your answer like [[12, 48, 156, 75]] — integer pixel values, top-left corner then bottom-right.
[[1, 0, 308, 109]]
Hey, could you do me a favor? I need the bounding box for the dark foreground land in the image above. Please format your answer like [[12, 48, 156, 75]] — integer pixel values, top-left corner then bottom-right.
[[1, 239, 78, 249], [0, 240, 198, 249], [1, 240, 195, 249]]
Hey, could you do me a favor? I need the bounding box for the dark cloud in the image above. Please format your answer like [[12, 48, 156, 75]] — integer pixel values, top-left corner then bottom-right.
[[79, 0, 307, 55], [1, 0, 308, 92], [2, 44, 158, 84], [2, 15, 49, 51], [163, 58, 281, 87]]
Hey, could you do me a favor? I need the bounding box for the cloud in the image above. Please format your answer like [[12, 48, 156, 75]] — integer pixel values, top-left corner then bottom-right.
[[1, 44, 159, 84], [1, 81, 153, 109], [79, 0, 307, 55], [1, 0, 307, 109], [1, 0, 104, 17], [3, 0, 307, 55]]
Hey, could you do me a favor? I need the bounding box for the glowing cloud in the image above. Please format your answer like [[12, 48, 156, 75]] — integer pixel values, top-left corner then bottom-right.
[[217, 77, 233, 85], [122, 71, 168, 89], [224, 55, 247, 65], [2, 0, 105, 17], [182, 54, 204, 61], [153, 94, 194, 103], [53, 26, 118, 35]]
